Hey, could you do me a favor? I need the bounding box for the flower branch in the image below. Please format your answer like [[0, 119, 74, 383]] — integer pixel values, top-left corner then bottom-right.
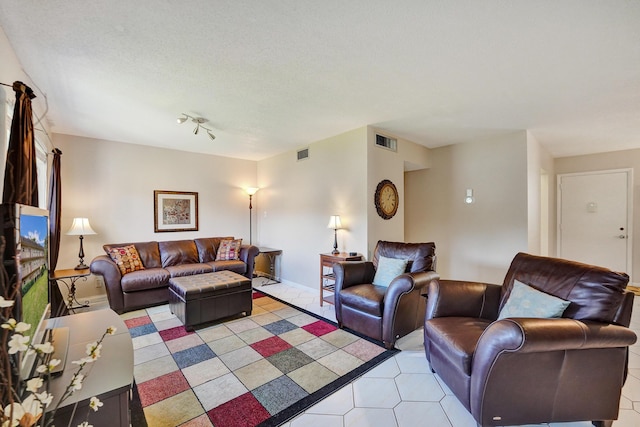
[[1, 296, 116, 427]]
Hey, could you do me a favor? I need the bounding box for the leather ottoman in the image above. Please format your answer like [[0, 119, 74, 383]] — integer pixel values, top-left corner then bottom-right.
[[168, 271, 252, 330]]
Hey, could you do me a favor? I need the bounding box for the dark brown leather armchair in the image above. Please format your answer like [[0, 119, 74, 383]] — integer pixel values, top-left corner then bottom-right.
[[334, 240, 439, 349], [424, 252, 637, 427]]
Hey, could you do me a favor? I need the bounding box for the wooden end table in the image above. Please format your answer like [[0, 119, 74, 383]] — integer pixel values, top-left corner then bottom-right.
[[319, 252, 363, 306]]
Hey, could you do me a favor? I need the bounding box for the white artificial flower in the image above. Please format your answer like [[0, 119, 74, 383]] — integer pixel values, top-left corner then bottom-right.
[[35, 391, 53, 407], [36, 358, 61, 374], [1, 319, 31, 333], [2, 401, 26, 427], [71, 356, 94, 365], [89, 396, 103, 412], [0, 296, 14, 307], [32, 341, 54, 354], [26, 377, 43, 393], [21, 394, 44, 415], [106, 326, 117, 335], [14, 321, 30, 333], [85, 341, 102, 359], [3, 394, 45, 426], [71, 373, 85, 391], [8, 334, 30, 354]]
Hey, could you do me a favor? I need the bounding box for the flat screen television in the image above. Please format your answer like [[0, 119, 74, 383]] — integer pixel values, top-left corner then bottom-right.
[[0, 203, 55, 379]]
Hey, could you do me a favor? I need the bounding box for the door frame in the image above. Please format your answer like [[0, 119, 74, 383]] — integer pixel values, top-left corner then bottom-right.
[[556, 168, 633, 278]]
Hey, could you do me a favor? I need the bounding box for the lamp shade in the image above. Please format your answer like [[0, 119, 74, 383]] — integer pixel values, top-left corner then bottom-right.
[[66, 218, 97, 236], [327, 215, 342, 230], [245, 187, 259, 196]]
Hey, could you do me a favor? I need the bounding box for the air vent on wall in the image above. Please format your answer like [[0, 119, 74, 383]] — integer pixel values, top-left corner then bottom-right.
[[376, 134, 397, 152], [297, 148, 309, 161]]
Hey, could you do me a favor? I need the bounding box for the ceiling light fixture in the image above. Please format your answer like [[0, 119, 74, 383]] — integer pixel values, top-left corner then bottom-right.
[[177, 113, 216, 141]]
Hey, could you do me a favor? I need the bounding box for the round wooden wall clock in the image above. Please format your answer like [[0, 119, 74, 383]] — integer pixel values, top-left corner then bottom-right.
[[374, 179, 399, 219]]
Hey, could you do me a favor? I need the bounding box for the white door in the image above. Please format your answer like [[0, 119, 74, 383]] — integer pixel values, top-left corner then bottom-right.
[[557, 169, 632, 275]]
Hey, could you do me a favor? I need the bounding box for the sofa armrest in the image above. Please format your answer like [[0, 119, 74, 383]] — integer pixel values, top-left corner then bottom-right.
[[333, 261, 376, 293], [239, 244, 260, 279], [426, 279, 501, 320], [89, 255, 124, 313]]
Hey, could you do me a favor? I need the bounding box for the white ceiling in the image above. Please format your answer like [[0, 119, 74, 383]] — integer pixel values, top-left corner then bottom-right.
[[0, 1, 639, 161]]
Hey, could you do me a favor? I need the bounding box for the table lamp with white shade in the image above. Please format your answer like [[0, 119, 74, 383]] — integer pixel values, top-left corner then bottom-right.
[[66, 218, 97, 270]]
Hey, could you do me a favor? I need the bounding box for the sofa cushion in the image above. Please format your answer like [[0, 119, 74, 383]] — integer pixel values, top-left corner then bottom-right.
[[207, 260, 246, 275], [339, 284, 386, 317], [106, 245, 145, 275], [424, 317, 493, 376], [159, 240, 199, 267], [121, 268, 170, 292], [165, 263, 213, 278], [216, 239, 242, 261], [194, 237, 233, 263], [372, 256, 408, 287], [498, 280, 570, 320]]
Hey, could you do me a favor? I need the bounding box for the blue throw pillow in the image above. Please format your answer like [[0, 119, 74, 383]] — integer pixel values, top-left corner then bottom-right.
[[372, 256, 408, 288], [498, 279, 570, 320]]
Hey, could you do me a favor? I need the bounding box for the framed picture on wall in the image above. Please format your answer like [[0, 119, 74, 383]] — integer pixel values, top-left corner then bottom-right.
[[154, 190, 199, 232]]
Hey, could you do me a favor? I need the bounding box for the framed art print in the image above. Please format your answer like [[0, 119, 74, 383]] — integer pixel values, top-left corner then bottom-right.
[[154, 190, 198, 232]]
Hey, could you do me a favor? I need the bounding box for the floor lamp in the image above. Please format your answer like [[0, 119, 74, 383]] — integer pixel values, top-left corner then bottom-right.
[[66, 217, 97, 269], [245, 187, 259, 245]]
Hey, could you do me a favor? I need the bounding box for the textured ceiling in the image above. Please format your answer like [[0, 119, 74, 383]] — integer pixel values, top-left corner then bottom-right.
[[0, 1, 639, 161]]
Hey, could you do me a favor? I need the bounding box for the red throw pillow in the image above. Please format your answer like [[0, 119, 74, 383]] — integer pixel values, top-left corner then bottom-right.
[[215, 239, 242, 261]]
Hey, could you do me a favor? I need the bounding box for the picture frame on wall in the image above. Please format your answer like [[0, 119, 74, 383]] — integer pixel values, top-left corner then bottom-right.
[[154, 190, 199, 232]]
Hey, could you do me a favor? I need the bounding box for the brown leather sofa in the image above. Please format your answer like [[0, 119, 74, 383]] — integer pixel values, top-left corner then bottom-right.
[[424, 252, 637, 427], [90, 237, 259, 314], [333, 240, 439, 349]]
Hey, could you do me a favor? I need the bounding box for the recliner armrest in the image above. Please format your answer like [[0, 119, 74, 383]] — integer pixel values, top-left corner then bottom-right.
[[469, 317, 637, 424], [476, 318, 638, 357], [385, 271, 440, 302], [426, 279, 501, 320]]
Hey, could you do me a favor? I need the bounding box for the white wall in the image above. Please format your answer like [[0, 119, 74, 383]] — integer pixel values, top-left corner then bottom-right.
[[55, 134, 257, 299], [526, 131, 555, 256], [406, 132, 530, 283], [256, 127, 368, 290], [555, 148, 640, 283], [366, 127, 431, 258]]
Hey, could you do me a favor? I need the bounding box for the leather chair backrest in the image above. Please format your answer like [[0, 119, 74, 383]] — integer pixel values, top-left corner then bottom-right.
[[501, 252, 630, 324], [372, 240, 436, 273]]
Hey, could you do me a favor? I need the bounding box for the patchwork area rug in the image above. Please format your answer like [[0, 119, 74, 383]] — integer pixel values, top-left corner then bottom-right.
[[124, 290, 398, 427]]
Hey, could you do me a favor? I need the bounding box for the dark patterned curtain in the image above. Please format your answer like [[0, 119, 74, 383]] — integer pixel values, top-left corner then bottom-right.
[[48, 148, 66, 316], [2, 81, 38, 206]]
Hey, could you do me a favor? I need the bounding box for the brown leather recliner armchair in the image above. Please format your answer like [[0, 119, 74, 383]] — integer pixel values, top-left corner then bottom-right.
[[424, 252, 637, 427], [334, 240, 439, 349]]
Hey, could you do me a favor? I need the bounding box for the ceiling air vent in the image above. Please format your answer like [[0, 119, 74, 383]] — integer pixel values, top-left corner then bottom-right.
[[376, 134, 397, 152], [297, 148, 309, 161]]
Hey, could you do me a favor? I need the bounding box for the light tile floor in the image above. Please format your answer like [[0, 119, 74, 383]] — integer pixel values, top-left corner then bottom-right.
[[253, 278, 640, 427]]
